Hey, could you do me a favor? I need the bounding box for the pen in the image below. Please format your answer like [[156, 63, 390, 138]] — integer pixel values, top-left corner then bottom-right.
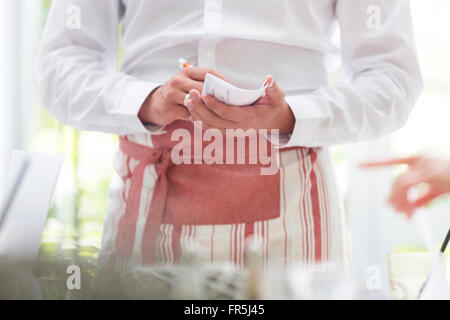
[[179, 58, 194, 107], [178, 58, 193, 70]]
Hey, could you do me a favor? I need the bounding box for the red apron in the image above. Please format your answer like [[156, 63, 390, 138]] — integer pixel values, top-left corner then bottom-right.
[[114, 120, 295, 265]]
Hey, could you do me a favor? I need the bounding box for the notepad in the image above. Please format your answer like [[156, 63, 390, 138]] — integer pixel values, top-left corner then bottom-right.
[[202, 73, 267, 106]]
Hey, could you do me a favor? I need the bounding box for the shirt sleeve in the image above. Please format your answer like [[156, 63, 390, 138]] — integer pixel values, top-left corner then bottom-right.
[[34, 0, 161, 135], [282, 0, 423, 147]]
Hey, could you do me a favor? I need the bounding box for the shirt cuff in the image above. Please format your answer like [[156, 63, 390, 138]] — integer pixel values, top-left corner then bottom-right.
[[116, 80, 163, 134], [145, 122, 166, 135], [268, 94, 323, 148], [265, 133, 292, 149]]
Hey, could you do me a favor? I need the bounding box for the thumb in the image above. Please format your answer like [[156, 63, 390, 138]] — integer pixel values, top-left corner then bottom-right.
[[411, 188, 444, 208], [264, 75, 284, 104]]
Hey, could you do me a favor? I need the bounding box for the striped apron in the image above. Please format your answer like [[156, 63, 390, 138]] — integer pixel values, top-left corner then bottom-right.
[[95, 120, 349, 288]]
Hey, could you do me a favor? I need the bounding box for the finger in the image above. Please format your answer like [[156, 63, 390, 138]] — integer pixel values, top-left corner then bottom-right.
[[264, 76, 284, 105], [388, 173, 412, 209], [185, 93, 204, 123], [167, 104, 190, 122], [391, 190, 415, 218], [396, 182, 443, 217], [178, 78, 203, 94], [183, 67, 229, 82], [169, 89, 190, 106], [389, 171, 421, 202], [397, 188, 412, 215], [396, 169, 427, 193], [254, 95, 272, 106], [187, 104, 203, 123], [411, 188, 444, 208], [360, 156, 421, 168], [263, 75, 274, 89], [386, 181, 415, 218], [202, 94, 243, 122], [405, 207, 415, 220], [197, 119, 227, 135], [187, 106, 226, 135], [389, 170, 425, 213], [399, 188, 441, 219], [188, 90, 236, 129]]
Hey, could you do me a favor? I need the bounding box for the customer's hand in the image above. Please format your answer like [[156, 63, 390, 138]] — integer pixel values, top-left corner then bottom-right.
[[186, 76, 295, 134], [361, 155, 450, 217], [138, 67, 227, 127]]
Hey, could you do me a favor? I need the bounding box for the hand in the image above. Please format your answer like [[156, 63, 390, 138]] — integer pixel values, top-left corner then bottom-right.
[[361, 155, 450, 217], [138, 67, 227, 127], [186, 76, 295, 134]]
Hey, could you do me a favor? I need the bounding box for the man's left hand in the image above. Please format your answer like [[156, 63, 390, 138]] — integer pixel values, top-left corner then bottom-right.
[[185, 76, 295, 134]]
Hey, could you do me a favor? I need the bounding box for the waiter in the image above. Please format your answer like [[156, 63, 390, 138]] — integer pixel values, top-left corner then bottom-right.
[[35, 0, 422, 291]]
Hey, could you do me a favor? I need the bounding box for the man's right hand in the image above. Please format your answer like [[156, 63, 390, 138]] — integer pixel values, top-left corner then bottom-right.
[[361, 155, 450, 217], [138, 67, 227, 127]]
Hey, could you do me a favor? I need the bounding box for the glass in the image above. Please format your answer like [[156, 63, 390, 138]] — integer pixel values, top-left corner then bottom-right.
[[388, 252, 447, 300]]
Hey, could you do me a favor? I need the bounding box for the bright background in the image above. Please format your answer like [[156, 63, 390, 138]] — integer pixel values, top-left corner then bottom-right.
[[0, 0, 449, 295]]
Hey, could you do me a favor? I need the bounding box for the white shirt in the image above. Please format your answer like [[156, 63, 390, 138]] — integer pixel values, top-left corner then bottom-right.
[[35, 0, 423, 147]]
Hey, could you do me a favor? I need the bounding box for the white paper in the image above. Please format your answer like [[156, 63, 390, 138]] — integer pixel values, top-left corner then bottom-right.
[[0, 151, 64, 269], [202, 73, 267, 106]]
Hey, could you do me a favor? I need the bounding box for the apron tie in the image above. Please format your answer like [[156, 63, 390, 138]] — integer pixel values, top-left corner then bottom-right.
[[114, 137, 172, 264], [141, 148, 172, 264]]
